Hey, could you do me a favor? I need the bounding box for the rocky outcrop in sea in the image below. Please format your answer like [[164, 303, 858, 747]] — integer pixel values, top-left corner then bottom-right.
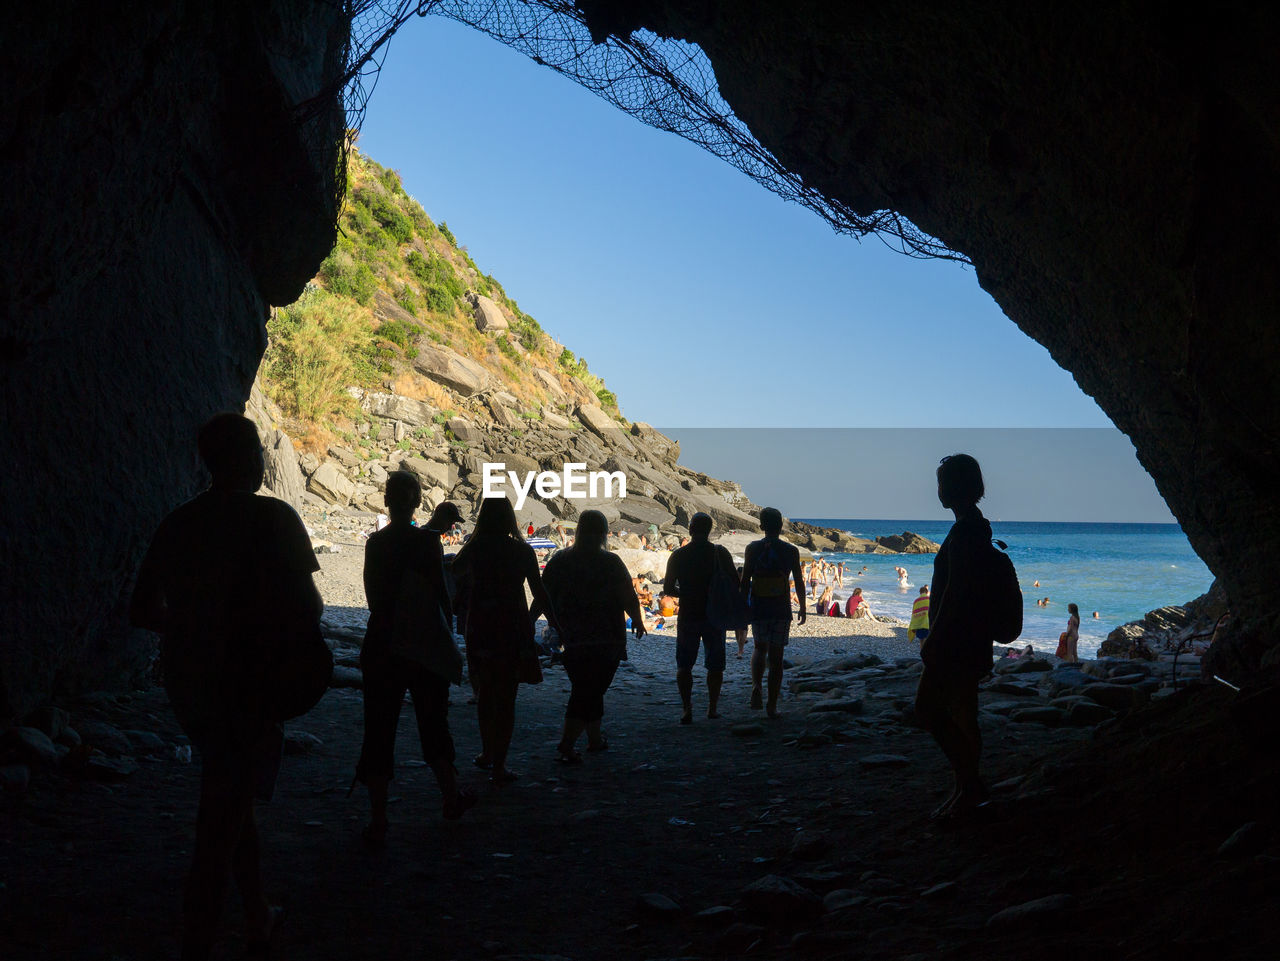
[[1098, 580, 1228, 659]]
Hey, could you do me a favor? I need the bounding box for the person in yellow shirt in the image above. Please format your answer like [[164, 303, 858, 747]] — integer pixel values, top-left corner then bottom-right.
[[908, 585, 931, 642]]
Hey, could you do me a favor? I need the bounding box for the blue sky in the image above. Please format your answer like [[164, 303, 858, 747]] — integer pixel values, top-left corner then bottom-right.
[[356, 18, 1172, 521]]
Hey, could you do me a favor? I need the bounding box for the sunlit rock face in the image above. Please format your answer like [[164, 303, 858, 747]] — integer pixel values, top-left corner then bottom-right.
[[582, 1, 1280, 677], [0, 3, 346, 717]]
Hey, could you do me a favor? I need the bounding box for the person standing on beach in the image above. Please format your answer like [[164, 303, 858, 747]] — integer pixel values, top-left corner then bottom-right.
[[131, 413, 321, 960], [741, 507, 806, 717], [915, 453, 997, 820], [662, 512, 737, 723], [1056, 603, 1081, 662], [908, 586, 931, 643]]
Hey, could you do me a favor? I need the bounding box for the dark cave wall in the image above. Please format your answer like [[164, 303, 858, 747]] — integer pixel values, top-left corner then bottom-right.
[[0, 2, 346, 718], [581, 1, 1280, 676]]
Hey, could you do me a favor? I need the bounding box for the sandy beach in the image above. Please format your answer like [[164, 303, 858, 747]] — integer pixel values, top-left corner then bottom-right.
[[310, 524, 919, 670]]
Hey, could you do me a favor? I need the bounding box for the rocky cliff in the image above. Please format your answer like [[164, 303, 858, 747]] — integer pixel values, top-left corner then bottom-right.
[[574, 0, 1280, 680], [0, 2, 346, 719]]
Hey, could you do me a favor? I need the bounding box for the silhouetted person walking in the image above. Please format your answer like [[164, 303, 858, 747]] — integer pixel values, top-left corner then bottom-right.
[[452, 496, 553, 783], [916, 453, 996, 820], [131, 413, 321, 960], [740, 507, 806, 717], [536, 510, 645, 762], [662, 512, 737, 723], [356, 475, 473, 846]]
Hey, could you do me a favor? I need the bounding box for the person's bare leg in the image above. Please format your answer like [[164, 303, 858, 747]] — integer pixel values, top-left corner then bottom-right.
[[232, 811, 274, 942], [585, 719, 606, 751], [474, 682, 493, 767], [182, 772, 246, 961], [427, 761, 459, 803], [927, 719, 968, 817], [491, 679, 518, 781], [677, 668, 694, 723], [951, 708, 987, 810], [706, 671, 723, 718], [766, 646, 785, 717], [558, 716, 587, 756], [750, 644, 765, 709]]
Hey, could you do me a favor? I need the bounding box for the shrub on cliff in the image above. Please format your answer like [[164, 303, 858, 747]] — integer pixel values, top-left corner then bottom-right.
[[319, 249, 377, 304], [264, 294, 368, 422]]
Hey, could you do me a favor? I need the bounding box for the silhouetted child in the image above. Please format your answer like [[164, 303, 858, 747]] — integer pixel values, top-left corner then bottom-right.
[[131, 413, 321, 960]]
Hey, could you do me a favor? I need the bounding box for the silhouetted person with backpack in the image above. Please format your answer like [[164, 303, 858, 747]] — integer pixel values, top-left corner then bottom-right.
[[662, 512, 737, 723], [131, 413, 321, 960], [740, 507, 806, 717], [356, 475, 474, 847], [916, 453, 1020, 821]]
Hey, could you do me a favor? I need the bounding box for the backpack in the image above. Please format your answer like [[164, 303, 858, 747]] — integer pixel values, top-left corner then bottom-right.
[[981, 539, 1023, 645]]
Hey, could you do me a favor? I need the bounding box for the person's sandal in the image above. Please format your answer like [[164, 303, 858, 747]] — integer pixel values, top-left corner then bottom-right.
[[586, 738, 609, 753], [557, 749, 584, 764]]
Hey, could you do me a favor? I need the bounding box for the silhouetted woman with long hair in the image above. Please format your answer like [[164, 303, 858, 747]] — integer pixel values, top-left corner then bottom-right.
[[452, 497, 552, 783], [536, 510, 645, 762]]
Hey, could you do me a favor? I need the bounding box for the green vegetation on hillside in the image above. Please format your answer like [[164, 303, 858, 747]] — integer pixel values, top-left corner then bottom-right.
[[260, 148, 620, 434]]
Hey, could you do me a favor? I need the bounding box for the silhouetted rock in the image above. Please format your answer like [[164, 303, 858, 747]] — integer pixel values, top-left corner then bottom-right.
[[24, 706, 71, 740], [1081, 683, 1148, 711], [76, 720, 134, 757], [741, 875, 822, 923], [1217, 821, 1270, 859], [636, 892, 682, 914], [5, 727, 59, 766], [987, 893, 1075, 928], [0, 1, 347, 718]]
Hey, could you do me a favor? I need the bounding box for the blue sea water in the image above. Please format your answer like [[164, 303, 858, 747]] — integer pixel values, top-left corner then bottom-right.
[[795, 519, 1214, 659]]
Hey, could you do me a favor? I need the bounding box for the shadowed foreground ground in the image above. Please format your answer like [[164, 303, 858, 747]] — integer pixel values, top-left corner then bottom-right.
[[2, 651, 1278, 960]]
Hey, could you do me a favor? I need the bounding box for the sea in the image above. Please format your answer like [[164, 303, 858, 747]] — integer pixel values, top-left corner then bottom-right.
[[794, 519, 1214, 660]]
